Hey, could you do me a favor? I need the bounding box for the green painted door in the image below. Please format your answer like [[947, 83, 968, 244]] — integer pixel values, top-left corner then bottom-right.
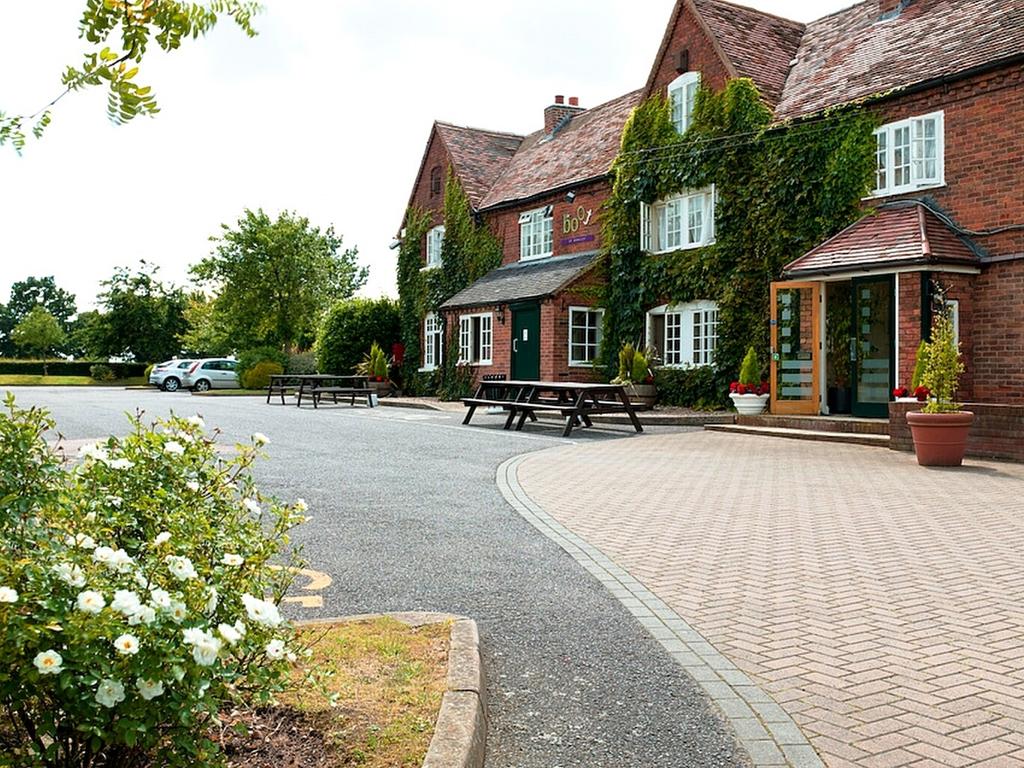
[[511, 303, 541, 381], [851, 276, 895, 418]]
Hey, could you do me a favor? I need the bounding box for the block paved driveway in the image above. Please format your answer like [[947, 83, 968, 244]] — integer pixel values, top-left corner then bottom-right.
[[516, 430, 1024, 768]]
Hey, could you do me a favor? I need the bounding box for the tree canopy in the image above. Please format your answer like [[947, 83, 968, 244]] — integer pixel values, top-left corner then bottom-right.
[[12, 306, 66, 363], [94, 262, 188, 362], [191, 209, 367, 352], [0, 276, 77, 357], [1, 1, 262, 152]]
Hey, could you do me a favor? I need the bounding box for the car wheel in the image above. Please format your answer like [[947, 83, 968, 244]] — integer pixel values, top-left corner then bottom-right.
[[162, 377, 180, 392], [193, 379, 211, 392]]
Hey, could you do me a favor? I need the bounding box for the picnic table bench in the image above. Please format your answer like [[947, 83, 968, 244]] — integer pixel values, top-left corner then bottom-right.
[[461, 380, 645, 437], [266, 374, 374, 408]]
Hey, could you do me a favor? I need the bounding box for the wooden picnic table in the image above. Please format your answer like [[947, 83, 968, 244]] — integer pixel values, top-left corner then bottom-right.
[[461, 379, 644, 437], [266, 374, 373, 408]]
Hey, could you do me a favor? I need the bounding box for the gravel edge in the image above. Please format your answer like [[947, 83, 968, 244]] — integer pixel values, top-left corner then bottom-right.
[[297, 612, 486, 768]]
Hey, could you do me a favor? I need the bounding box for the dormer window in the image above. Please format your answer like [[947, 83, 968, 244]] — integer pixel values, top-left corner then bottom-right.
[[871, 111, 944, 197], [640, 187, 716, 254], [519, 206, 553, 261], [668, 72, 700, 134], [426, 225, 445, 268]]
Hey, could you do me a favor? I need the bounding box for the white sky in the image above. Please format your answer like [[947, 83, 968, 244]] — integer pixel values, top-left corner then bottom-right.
[[0, 0, 854, 312]]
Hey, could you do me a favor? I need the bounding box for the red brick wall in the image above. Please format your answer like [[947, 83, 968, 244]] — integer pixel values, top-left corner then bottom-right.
[[870, 63, 1024, 260], [896, 272, 922, 390], [406, 130, 451, 266], [437, 306, 510, 383], [644, 3, 732, 100], [974, 258, 1024, 402], [889, 401, 1024, 463], [540, 270, 607, 383], [487, 181, 610, 267]]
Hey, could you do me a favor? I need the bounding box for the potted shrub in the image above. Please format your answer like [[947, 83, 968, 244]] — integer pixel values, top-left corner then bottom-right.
[[357, 342, 394, 398], [610, 342, 656, 406], [729, 346, 769, 415], [905, 309, 973, 466]]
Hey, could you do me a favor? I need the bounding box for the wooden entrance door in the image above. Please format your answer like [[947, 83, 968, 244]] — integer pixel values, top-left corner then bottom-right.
[[770, 281, 821, 415]]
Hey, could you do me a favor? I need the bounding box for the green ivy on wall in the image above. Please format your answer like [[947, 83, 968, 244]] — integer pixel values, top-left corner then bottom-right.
[[601, 78, 878, 403], [397, 168, 503, 395]]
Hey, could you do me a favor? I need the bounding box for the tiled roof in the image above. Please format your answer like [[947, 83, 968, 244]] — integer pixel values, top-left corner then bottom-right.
[[478, 91, 643, 210], [435, 123, 524, 209], [783, 201, 980, 277], [440, 253, 599, 309], [692, 0, 804, 107], [776, 0, 1024, 119]]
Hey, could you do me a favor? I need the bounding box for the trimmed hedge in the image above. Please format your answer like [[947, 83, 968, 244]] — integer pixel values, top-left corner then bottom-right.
[[241, 361, 284, 390], [0, 360, 148, 378], [653, 366, 730, 410], [316, 298, 400, 376]]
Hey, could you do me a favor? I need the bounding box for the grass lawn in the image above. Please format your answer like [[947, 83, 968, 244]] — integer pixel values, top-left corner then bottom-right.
[[0, 375, 147, 387], [220, 617, 450, 767]]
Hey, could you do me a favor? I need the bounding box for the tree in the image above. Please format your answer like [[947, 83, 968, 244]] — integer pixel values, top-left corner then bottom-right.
[[192, 209, 367, 353], [0, 303, 15, 357], [178, 291, 236, 357], [1, 1, 262, 152], [66, 310, 107, 359], [7, 276, 77, 329], [96, 262, 188, 362], [12, 307, 66, 373]]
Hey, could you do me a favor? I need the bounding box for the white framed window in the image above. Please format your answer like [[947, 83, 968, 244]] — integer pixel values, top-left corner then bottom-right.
[[422, 312, 443, 370], [646, 301, 719, 367], [519, 205, 553, 261], [568, 307, 604, 366], [668, 72, 700, 134], [425, 225, 445, 269], [640, 187, 716, 254], [458, 312, 493, 365], [872, 111, 944, 196]]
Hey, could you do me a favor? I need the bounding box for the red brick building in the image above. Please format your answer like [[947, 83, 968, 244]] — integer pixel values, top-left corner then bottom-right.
[[400, 0, 1024, 411]]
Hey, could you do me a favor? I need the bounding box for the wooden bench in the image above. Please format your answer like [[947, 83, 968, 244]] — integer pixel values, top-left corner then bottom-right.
[[266, 380, 298, 405], [309, 387, 374, 409], [461, 398, 593, 433]]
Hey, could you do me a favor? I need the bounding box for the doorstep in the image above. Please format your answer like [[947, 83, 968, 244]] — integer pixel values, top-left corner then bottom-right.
[[704, 423, 890, 447]]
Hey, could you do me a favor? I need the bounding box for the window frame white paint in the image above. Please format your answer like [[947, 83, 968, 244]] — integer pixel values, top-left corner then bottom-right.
[[640, 186, 716, 254], [668, 71, 701, 134], [421, 311, 443, 371], [567, 306, 604, 367], [457, 312, 493, 366], [645, 300, 720, 368], [519, 205, 554, 261], [871, 111, 945, 197], [425, 225, 445, 269]]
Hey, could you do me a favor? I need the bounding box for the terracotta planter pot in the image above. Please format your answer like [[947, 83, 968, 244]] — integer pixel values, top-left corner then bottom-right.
[[906, 410, 974, 467]]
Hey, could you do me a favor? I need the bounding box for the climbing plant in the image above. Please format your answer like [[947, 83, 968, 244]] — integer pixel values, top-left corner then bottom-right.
[[397, 169, 503, 396], [601, 78, 878, 404]]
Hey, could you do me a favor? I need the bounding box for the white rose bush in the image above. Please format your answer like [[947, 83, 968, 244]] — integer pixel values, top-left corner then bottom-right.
[[0, 395, 308, 767]]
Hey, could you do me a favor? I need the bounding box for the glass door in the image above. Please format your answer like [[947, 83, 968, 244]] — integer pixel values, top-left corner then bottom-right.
[[851, 276, 895, 418], [770, 282, 821, 415]]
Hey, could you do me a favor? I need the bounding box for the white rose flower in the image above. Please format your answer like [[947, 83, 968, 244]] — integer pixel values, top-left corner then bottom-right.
[[252, 432, 270, 446], [33, 650, 63, 675], [217, 623, 242, 645], [111, 590, 142, 616], [113, 634, 140, 655], [78, 443, 109, 463], [128, 605, 156, 626], [94, 547, 134, 572], [107, 495, 123, 507], [134, 571, 150, 589], [286, 650, 297, 662], [206, 587, 218, 613], [186, 415, 205, 429], [221, 553, 244, 567], [106, 458, 134, 471], [186, 481, 201, 493], [0, 586, 18, 603], [136, 678, 165, 700], [53, 563, 87, 588], [234, 620, 247, 637], [165, 555, 198, 581], [241, 593, 282, 627], [189, 631, 222, 667], [153, 531, 171, 547], [164, 440, 185, 456], [67, 533, 96, 550], [95, 678, 125, 708], [265, 639, 286, 660], [182, 627, 205, 645], [76, 590, 106, 614], [111, 549, 135, 573], [169, 600, 187, 623], [150, 588, 172, 609], [242, 498, 260, 514], [294, 498, 309, 513], [84, 511, 97, 522]]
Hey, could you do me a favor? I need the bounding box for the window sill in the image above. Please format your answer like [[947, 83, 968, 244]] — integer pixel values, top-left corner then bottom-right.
[[418, 365, 437, 373], [568, 361, 596, 368], [648, 241, 714, 256], [863, 181, 945, 201], [457, 361, 493, 367], [658, 362, 714, 370], [420, 264, 441, 272], [519, 253, 553, 263]]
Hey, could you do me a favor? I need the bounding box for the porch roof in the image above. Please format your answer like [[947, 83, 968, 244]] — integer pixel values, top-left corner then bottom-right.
[[439, 252, 598, 310], [782, 202, 980, 278]]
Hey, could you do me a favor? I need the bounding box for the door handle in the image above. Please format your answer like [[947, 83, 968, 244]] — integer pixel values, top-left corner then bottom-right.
[[849, 337, 857, 361], [513, 339, 518, 353]]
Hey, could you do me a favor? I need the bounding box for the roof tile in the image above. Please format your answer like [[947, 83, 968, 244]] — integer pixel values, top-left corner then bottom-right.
[[435, 123, 523, 209], [440, 253, 599, 309]]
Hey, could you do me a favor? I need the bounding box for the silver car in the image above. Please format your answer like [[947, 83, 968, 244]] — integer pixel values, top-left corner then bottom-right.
[[149, 359, 195, 392], [183, 358, 240, 392]]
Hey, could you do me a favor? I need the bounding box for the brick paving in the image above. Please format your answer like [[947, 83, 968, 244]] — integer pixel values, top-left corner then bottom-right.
[[515, 431, 1024, 768]]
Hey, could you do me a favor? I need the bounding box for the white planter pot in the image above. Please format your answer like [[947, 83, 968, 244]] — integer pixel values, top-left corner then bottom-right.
[[894, 397, 919, 404], [730, 392, 769, 415]]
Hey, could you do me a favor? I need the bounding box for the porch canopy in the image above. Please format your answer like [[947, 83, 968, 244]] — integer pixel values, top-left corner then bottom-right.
[[782, 200, 979, 278], [440, 252, 598, 310]]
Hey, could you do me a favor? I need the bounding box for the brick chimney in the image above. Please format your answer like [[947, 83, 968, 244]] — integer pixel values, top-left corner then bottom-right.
[[544, 95, 584, 135]]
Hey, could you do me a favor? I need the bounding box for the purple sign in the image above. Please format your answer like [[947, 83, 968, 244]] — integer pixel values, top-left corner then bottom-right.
[[560, 234, 595, 246]]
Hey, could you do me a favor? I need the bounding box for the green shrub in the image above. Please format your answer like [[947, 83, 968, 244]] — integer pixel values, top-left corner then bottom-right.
[[0, 394, 308, 768], [241, 361, 284, 389], [315, 298, 400, 375], [921, 309, 963, 414], [910, 341, 929, 390], [654, 367, 730, 410], [237, 346, 288, 383], [356, 342, 390, 381], [89, 363, 117, 382], [616, 343, 635, 382], [738, 346, 761, 386], [144, 363, 156, 379], [286, 351, 317, 375], [0, 360, 147, 377], [631, 350, 650, 383]]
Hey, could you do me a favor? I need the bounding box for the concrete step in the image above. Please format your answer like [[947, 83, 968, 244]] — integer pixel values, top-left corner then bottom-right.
[[705, 423, 890, 447], [737, 414, 889, 435]]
